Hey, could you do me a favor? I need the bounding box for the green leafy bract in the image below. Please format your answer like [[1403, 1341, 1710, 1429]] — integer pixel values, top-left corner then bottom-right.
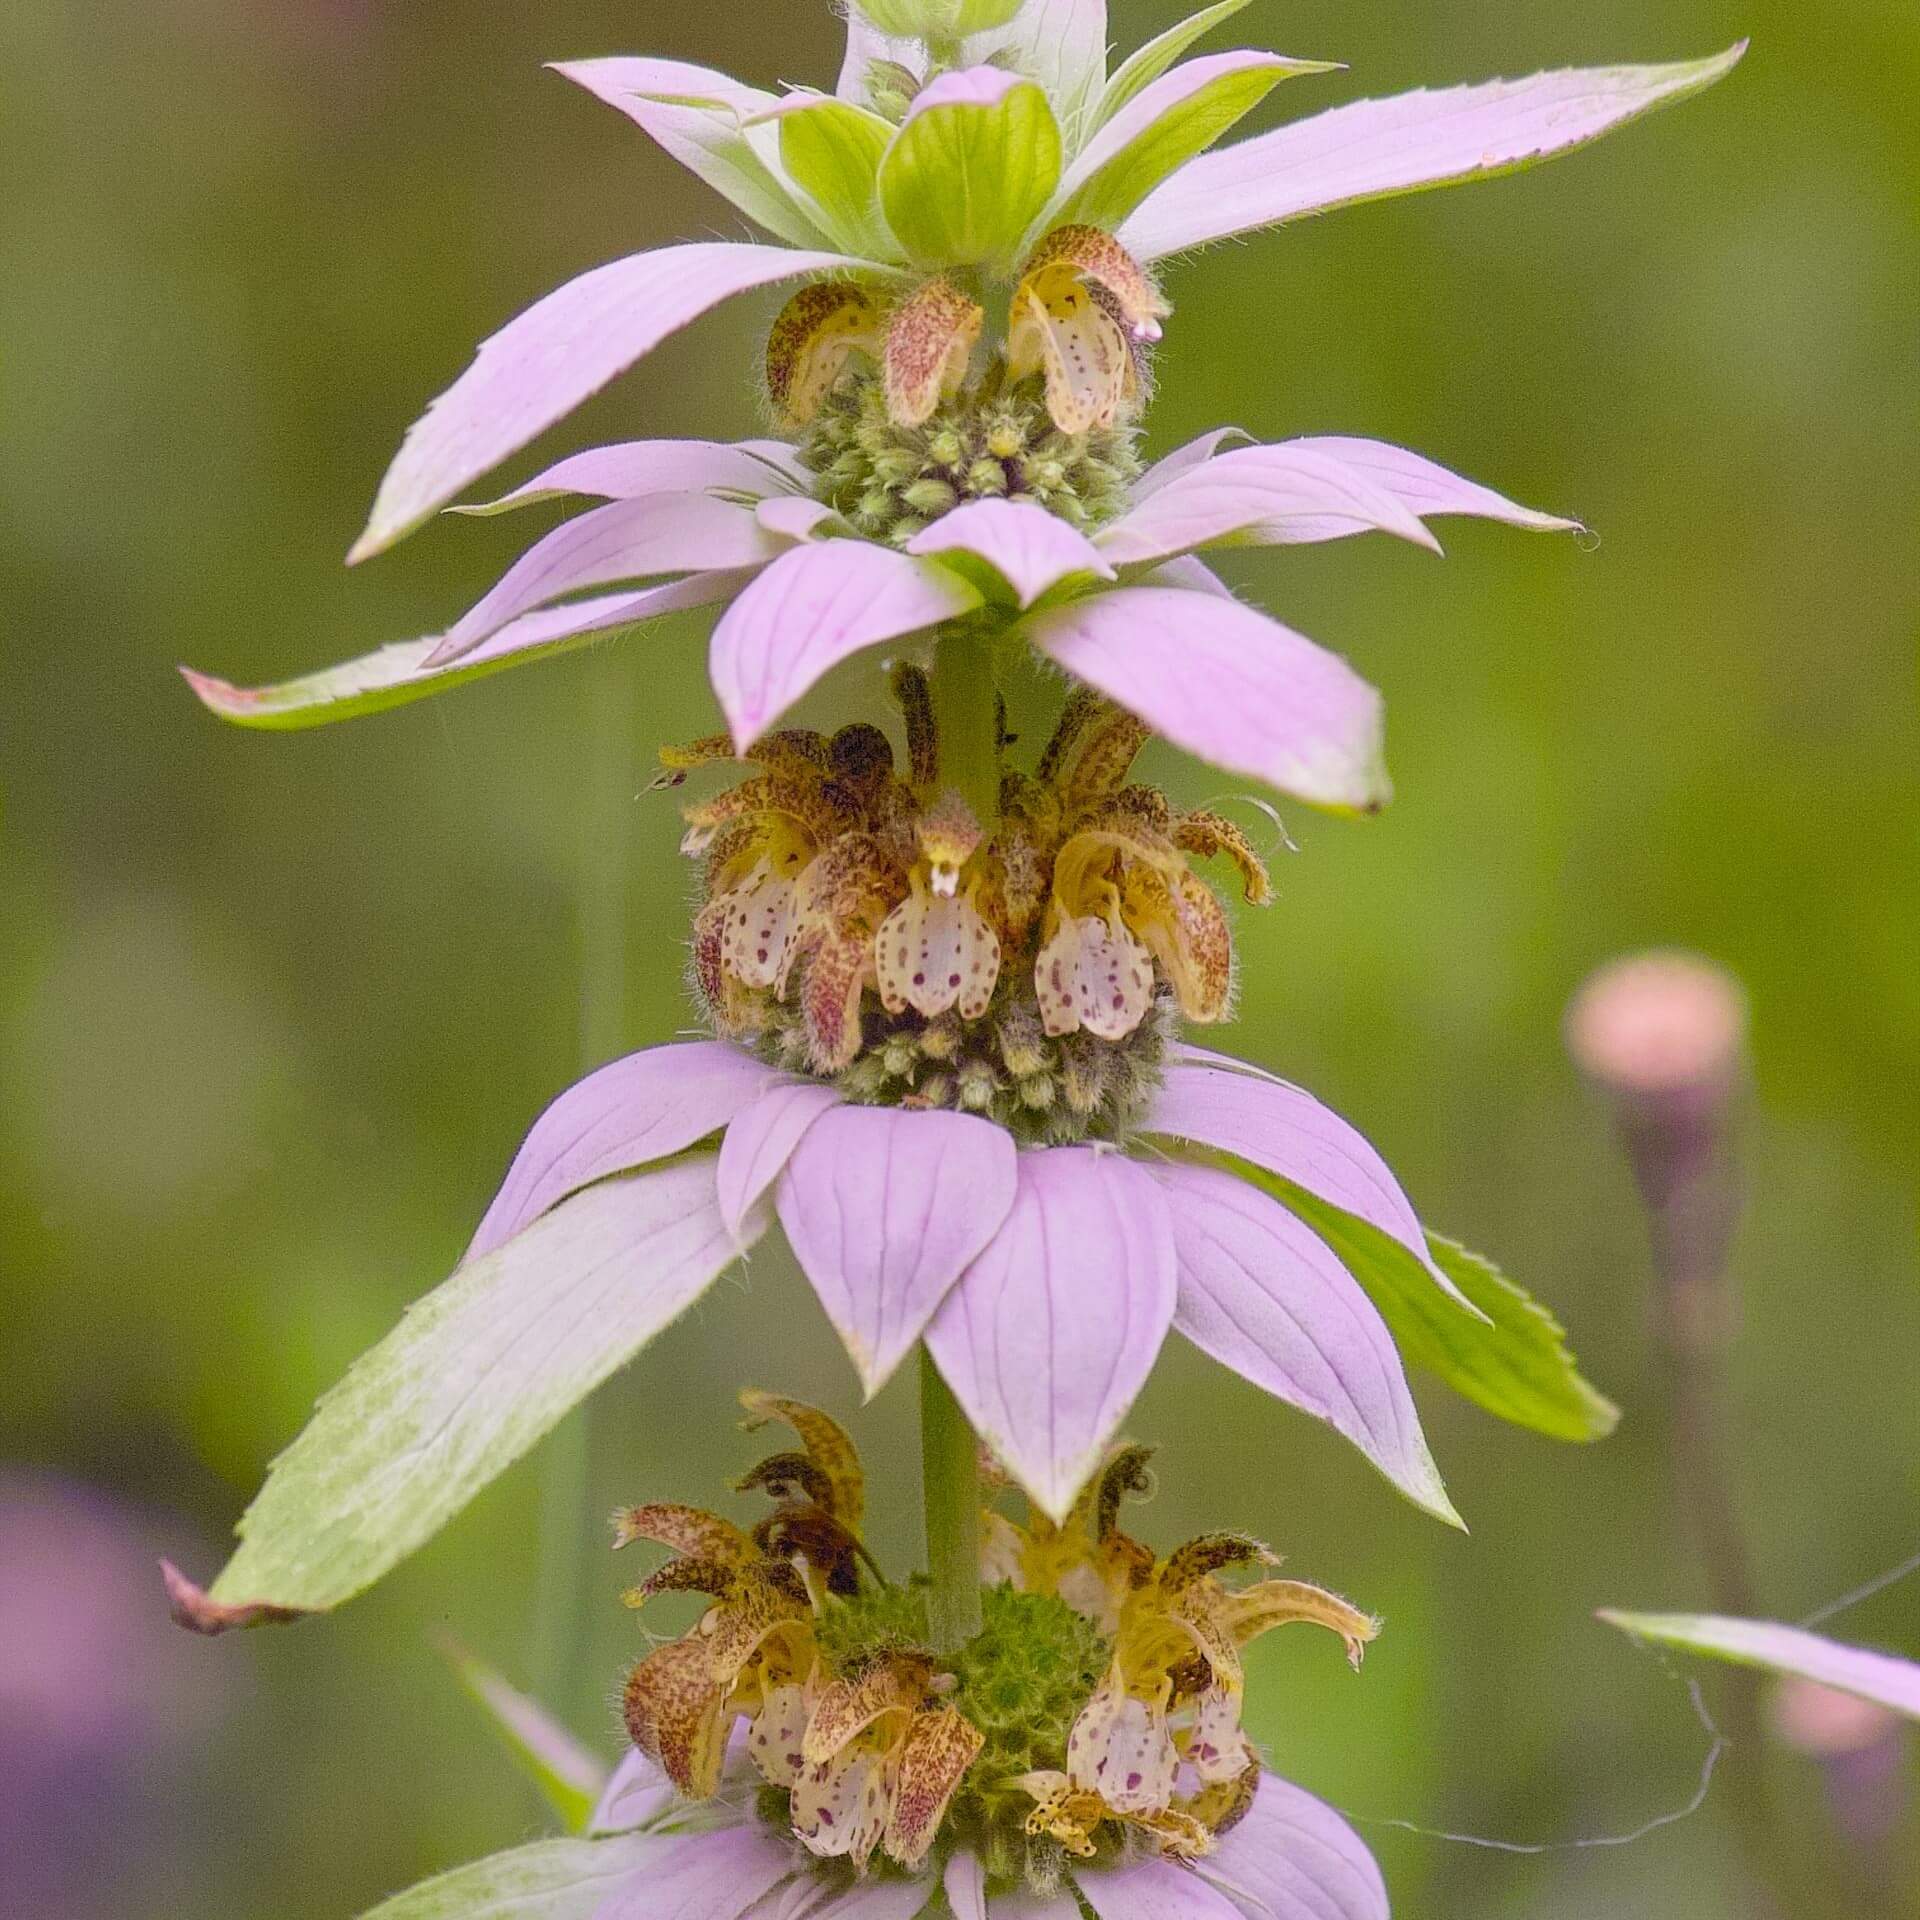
[[201, 1156, 739, 1620], [770, 97, 898, 258], [1092, 1, 1254, 130], [357, 1835, 663, 1920], [878, 74, 1063, 269], [1226, 1156, 1619, 1443]]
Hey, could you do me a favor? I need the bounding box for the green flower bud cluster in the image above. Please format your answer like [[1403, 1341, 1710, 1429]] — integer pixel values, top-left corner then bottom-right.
[[804, 1578, 1114, 1895], [802, 371, 1142, 548]]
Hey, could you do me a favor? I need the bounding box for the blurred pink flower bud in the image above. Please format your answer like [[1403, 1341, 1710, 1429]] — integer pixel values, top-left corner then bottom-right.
[[1566, 949, 1747, 1110]]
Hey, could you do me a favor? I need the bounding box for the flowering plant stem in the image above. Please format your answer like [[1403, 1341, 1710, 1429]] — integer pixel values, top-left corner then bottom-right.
[[917, 625, 999, 1652], [921, 1346, 984, 1650], [930, 623, 1001, 824]]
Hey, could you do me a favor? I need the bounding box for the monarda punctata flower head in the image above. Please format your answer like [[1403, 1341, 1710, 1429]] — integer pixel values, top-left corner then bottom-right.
[[387, 1392, 1391, 1919], [164, 20, 1735, 1920]]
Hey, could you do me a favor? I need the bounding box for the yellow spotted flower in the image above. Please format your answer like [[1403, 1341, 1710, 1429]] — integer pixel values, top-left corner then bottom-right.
[[988, 1444, 1378, 1852]]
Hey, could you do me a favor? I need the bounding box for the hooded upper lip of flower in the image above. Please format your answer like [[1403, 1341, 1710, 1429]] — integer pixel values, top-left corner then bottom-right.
[[182, 8, 1742, 808]]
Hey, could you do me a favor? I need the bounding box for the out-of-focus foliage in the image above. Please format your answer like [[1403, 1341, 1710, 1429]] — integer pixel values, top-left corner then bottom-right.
[[0, 3, 1913, 1917]]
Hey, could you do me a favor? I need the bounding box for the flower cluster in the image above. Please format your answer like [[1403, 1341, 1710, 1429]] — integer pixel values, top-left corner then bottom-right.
[[610, 1392, 1378, 1909], [669, 674, 1266, 1136]]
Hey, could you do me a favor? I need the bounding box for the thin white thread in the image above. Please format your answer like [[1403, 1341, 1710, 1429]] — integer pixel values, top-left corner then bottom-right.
[[1192, 790, 1301, 860], [1336, 1660, 1725, 1856], [1797, 1544, 1920, 1630]]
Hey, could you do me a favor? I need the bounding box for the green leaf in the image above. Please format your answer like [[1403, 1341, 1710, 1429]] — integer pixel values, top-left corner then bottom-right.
[[1092, 1, 1253, 131], [1228, 1157, 1619, 1443], [1599, 1613, 1920, 1721], [1049, 53, 1338, 238], [443, 1641, 608, 1833], [767, 97, 897, 257], [878, 72, 1062, 270], [357, 1835, 663, 1920], [202, 1156, 738, 1619]]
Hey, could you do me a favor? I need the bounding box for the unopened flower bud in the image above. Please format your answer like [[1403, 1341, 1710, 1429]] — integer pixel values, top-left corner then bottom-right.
[[1567, 950, 1748, 1348], [966, 457, 1010, 496], [1566, 950, 1747, 1115], [902, 476, 959, 516]]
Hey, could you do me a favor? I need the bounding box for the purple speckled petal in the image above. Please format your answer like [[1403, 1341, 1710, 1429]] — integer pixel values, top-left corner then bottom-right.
[[1120, 46, 1747, 261], [451, 439, 805, 518], [468, 1043, 786, 1261], [710, 540, 982, 747], [1599, 1614, 1920, 1722], [1280, 437, 1582, 537], [1148, 1160, 1457, 1525], [1076, 1858, 1247, 1919], [926, 1148, 1177, 1524], [593, 1824, 798, 1920], [908, 499, 1113, 609], [776, 1106, 1018, 1398], [1098, 443, 1442, 568], [1024, 586, 1387, 812], [350, 243, 885, 563], [945, 1852, 989, 1920], [1197, 1771, 1388, 1920], [428, 494, 785, 665], [184, 570, 754, 733], [1147, 1059, 1470, 1310], [715, 1081, 846, 1246]]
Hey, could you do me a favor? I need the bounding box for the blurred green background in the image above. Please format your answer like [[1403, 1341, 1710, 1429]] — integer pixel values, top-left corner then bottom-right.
[[2, 1, 1915, 1915]]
